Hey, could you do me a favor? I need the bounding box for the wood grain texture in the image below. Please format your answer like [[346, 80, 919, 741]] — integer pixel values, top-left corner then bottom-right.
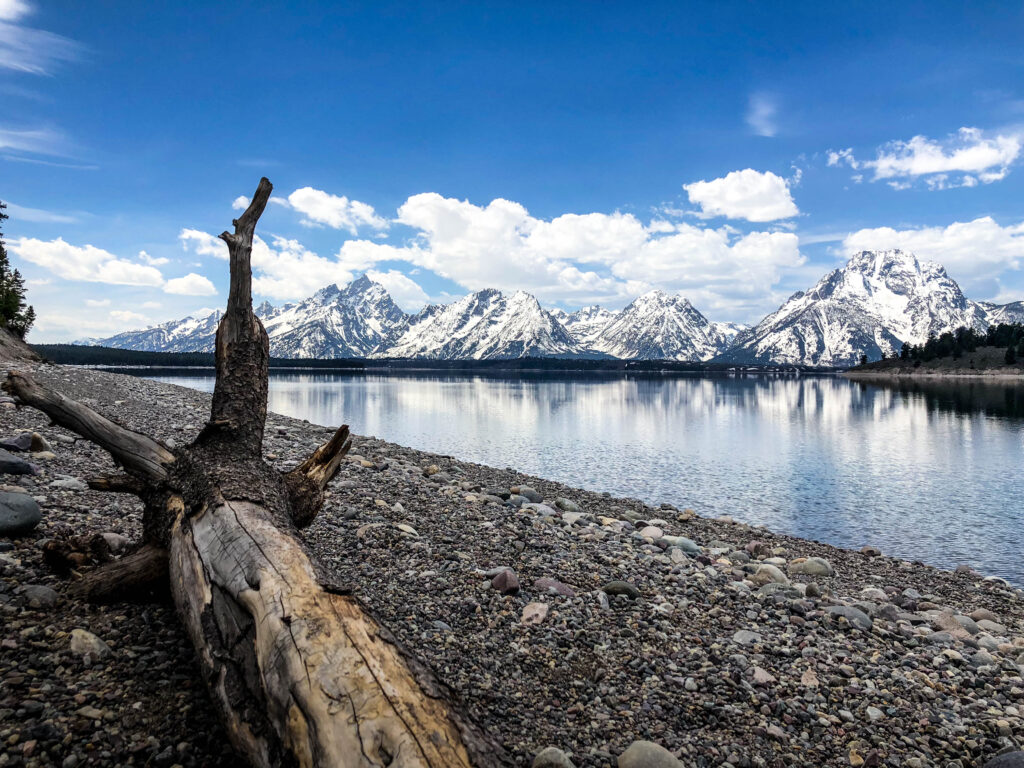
[[170, 499, 505, 767]]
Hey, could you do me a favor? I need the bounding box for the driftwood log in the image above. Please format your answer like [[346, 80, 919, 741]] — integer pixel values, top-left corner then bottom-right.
[[4, 178, 509, 768]]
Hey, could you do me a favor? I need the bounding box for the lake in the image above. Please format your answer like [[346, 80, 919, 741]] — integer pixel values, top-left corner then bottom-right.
[[132, 369, 1024, 585]]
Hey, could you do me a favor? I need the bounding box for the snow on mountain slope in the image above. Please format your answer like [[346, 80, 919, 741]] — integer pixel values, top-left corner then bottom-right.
[[589, 290, 735, 361], [379, 289, 583, 359], [718, 249, 989, 366], [98, 309, 225, 353], [560, 305, 618, 347], [977, 300, 1024, 326], [260, 275, 408, 358], [97, 275, 407, 358]]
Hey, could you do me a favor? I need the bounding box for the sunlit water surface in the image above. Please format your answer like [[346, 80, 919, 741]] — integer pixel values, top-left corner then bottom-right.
[[131, 369, 1024, 585]]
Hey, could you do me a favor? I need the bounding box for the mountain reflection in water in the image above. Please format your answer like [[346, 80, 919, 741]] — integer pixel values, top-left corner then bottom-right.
[[131, 369, 1024, 585]]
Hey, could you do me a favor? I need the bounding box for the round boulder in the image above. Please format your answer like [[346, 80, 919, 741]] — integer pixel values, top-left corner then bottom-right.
[[788, 557, 835, 577], [617, 740, 681, 767], [533, 747, 576, 768], [0, 491, 42, 536]]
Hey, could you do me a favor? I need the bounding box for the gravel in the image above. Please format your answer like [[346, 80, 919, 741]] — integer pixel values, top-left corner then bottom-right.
[[1, 363, 1022, 767]]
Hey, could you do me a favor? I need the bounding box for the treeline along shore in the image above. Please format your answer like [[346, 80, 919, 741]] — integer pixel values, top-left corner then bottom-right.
[[33, 343, 840, 374], [1, 359, 1023, 766]]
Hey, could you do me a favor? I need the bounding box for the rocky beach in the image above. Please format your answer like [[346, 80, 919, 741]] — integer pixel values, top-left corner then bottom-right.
[[2, 362, 1023, 768]]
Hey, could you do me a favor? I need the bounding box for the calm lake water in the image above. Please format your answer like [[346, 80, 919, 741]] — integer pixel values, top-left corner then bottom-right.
[[133, 369, 1024, 585]]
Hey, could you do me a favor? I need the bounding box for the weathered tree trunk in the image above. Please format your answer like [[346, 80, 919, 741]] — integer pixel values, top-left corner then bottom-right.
[[4, 178, 509, 768]]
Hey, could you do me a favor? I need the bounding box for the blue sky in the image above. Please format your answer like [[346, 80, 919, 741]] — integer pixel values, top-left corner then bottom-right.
[[3, 0, 1024, 341]]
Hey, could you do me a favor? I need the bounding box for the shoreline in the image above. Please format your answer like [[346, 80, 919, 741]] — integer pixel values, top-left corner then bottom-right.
[[845, 369, 1024, 381], [2, 363, 1023, 766]]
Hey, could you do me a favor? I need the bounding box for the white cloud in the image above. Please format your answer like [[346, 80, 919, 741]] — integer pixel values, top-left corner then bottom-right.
[[232, 195, 250, 210], [0, 2, 80, 75], [0, 126, 67, 156], [745, 93, 777, 138], [109, 309, 147, 324], [179, 228, 227, 259], [843, 217, 1024, 285], [3, 201, 77, 223], [683, 169, 799, 222], [831, 127, 1022, 189], [164, 272, 217, 296], [85, 298, 110, 307], [366, 269, 429, 311], [286, 187, 388, 234], [10, 237, 165, 286], [139, 250, 169, 266], [180, 189, 809, 320], [0, 1, 30, 22]]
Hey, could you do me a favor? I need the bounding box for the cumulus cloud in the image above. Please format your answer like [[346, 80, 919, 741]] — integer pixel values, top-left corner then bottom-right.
[[164, 272, 217, 296], [683, 169, 799, 222], [180, 189, 808, 320], [830, 127, 1022, 189], [286, 187, 388, 234], [843, 217, 1024, 283], [109, 309, 147, 324], [10, 237, 165, 286], [180, 230, 357, 299], [745, 93, 777, 138], [365, 269, 429, 311], [232, 195, 249, 211]]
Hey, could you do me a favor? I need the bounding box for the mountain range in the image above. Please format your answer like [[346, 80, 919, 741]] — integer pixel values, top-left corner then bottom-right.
[[95, 250, 1024, 367]]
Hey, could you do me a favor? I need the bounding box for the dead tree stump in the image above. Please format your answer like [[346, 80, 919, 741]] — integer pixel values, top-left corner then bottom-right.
[[4, 178, 509, 768]]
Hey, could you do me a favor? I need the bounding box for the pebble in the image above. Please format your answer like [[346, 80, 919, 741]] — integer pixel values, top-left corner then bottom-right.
[[601, 580, 641, 599], [69, 628, 112, 660], [522, 602, 549, 625], [0, 447, 37, 475], [533, 746, 576, 768], [554, 497, 580, 512], [617, 740, 681, 767], [491, 569, 520, 595], [789, 556, 835, 576], [20, 583, 58, 607], [534, 577, 576, 597]]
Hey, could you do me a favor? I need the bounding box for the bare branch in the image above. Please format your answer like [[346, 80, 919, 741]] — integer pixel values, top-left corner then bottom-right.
[[73, 544, 169, 603], [88, 473, 146, 495], [284, 424, 352, 527], [3, 371, 173, 482]]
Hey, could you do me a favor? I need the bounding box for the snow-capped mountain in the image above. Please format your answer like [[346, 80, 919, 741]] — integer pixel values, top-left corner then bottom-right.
[[559, 305, 619, 347], [978, 300, 1024, 326], [259, 276, 408, 358], [718, 249, 989, 366], [588, 290, 740, 361], [98, 309, 226, 353], [96, 275, 408, 358], [380, 289, 583, 359]]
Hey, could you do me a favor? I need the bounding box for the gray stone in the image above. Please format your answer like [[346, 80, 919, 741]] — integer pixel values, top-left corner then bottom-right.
[[617, 739, 681, 767], [554, 497, 580, 513], [533, 747, 576, 768], [0, 491, 42, 535], [865, 706, 884, 722], [534, 577, 576, 597], [49, 477, 89, 491], [69, 628, 112, 660], [983, 752, 1024, 768], [788, 556, 834, 577], [0, 448, 37, 475], [0, 433, 33, 452], [601, 580, 641, 599], [732, 629, 761, 645], [825, 605, 873, 631], [661, 535, 700, 554], [21, 584, 58, 608], [491, 569, 520, 595], [516, 486, 543, 503], [751, 564, 789, 585]]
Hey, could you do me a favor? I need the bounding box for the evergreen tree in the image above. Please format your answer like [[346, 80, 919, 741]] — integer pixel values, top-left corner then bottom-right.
[[859, 353, 868, 366], [0, 201, 35, 339], [1007, 344, 1018, 365]]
